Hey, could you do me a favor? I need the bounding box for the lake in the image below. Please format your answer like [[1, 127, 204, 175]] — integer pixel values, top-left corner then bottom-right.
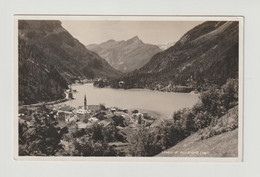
[[62, 83, 200, 119]]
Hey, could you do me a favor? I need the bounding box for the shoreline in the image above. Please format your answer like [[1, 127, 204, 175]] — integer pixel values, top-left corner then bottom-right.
[[19, 98, 68, 108], [97, 84, 200, 94]]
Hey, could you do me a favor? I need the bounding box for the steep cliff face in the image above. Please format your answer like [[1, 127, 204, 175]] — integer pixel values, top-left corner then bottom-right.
[[115, 21, 239, 90], [86, 36, 161, 72], [18, 20, 121, 104]]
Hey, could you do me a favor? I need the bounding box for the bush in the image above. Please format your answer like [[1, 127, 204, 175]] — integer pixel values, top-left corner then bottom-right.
[[128, 125, 163, 156], [132, 110, 138, 114], [99, 104, 106, 110], [221, 79, 238, 110], [111, 115, 125, 127], [199, 87, 224, 118], [169, 78, 239, 146]]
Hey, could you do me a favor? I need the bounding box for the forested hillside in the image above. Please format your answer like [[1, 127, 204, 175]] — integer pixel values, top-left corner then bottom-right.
[[18, 20, 120, 104]]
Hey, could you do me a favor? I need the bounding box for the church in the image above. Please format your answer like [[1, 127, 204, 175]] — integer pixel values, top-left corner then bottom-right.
[[76, 94, 90, 120]]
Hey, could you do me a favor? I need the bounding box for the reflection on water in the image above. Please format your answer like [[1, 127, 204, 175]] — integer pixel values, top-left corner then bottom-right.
[[62, 83, 199, 119]]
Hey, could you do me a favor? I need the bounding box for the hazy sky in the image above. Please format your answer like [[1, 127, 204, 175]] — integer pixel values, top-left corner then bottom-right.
[[61, 20, 204, 45]]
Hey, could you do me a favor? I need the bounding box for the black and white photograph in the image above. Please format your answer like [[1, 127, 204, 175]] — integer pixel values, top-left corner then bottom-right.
[[14, 16, 243, 160]]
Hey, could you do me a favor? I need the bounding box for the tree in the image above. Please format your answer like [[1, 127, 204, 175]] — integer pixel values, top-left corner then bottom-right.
[[221, 78, 238, 110], [66, 123, 122, 156], [19, 107, 66, 156], [199, 86, 223, 118], [128, 125, 163, 156]]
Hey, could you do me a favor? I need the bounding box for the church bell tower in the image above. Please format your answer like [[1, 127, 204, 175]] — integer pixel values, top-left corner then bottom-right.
[[84, 94, 87, 110]]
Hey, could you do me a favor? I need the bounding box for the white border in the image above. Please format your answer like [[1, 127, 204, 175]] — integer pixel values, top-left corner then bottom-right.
[[13, 15, 244, 162]]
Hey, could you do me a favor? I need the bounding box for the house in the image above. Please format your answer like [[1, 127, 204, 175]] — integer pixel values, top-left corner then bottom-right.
[[110, 107, 117, 113], [118, 81, 125, 87], [142, 113, 148, 118], [76, 109, 90, 120], [56, 110, 73, 121], [132, 113, 144, 124], [88, 117, 99, 123], [65, 115, 79, 122], [98, 119, 112, 127], [133, 113, 143, 119]]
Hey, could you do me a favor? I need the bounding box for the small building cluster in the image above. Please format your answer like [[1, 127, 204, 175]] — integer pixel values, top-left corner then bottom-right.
[[55, 94, 91, 123]]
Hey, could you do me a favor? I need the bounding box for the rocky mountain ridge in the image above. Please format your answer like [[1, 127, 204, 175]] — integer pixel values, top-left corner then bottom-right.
[[86, 36, 162, 72]]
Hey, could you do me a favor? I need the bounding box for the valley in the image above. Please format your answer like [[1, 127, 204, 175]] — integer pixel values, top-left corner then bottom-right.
[[17, 19, 240, 158]]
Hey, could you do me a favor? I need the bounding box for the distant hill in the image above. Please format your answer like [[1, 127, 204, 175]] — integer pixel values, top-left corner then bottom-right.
[[18, 20, 120, 104], [112, 21, 239, 91], [157, 42, 175, 51], [86, 36, 162, 72]]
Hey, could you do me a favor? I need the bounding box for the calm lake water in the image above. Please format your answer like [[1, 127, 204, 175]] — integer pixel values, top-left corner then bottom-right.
[[62, 83, 199, 119]]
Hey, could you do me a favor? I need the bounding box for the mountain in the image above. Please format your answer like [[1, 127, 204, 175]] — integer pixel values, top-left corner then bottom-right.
[[112, 21, 239, 91], [18, 20, 120, 105], [86, 36, 162, 72], [157, 42, 175, 51]]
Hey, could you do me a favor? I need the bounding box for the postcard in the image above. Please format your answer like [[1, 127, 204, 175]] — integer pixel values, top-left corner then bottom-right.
[[13, 15, 243, 161]]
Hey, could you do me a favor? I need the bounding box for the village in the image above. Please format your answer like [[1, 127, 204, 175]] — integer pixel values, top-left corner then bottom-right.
[[19, 92, 155, 127], [59, 85, 155, 127], [18, 87, 158, 154], [18, 89, 158, 155], [52, 95, 155, 129]]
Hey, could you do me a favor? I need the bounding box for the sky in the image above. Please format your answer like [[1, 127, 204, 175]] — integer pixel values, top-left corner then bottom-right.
[[61, 20, 204, 45]]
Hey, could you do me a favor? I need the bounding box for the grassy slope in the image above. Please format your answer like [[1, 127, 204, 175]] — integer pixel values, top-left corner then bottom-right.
[[157, 105, 239, 157], [157, 128, 238, 157]]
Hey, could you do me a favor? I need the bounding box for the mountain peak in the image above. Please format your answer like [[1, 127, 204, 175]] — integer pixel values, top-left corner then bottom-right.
[[85, 35, 161, 72], [131, 36, 139, 40], [129, 36, 140, 40], [127, 36, 143, 44]]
